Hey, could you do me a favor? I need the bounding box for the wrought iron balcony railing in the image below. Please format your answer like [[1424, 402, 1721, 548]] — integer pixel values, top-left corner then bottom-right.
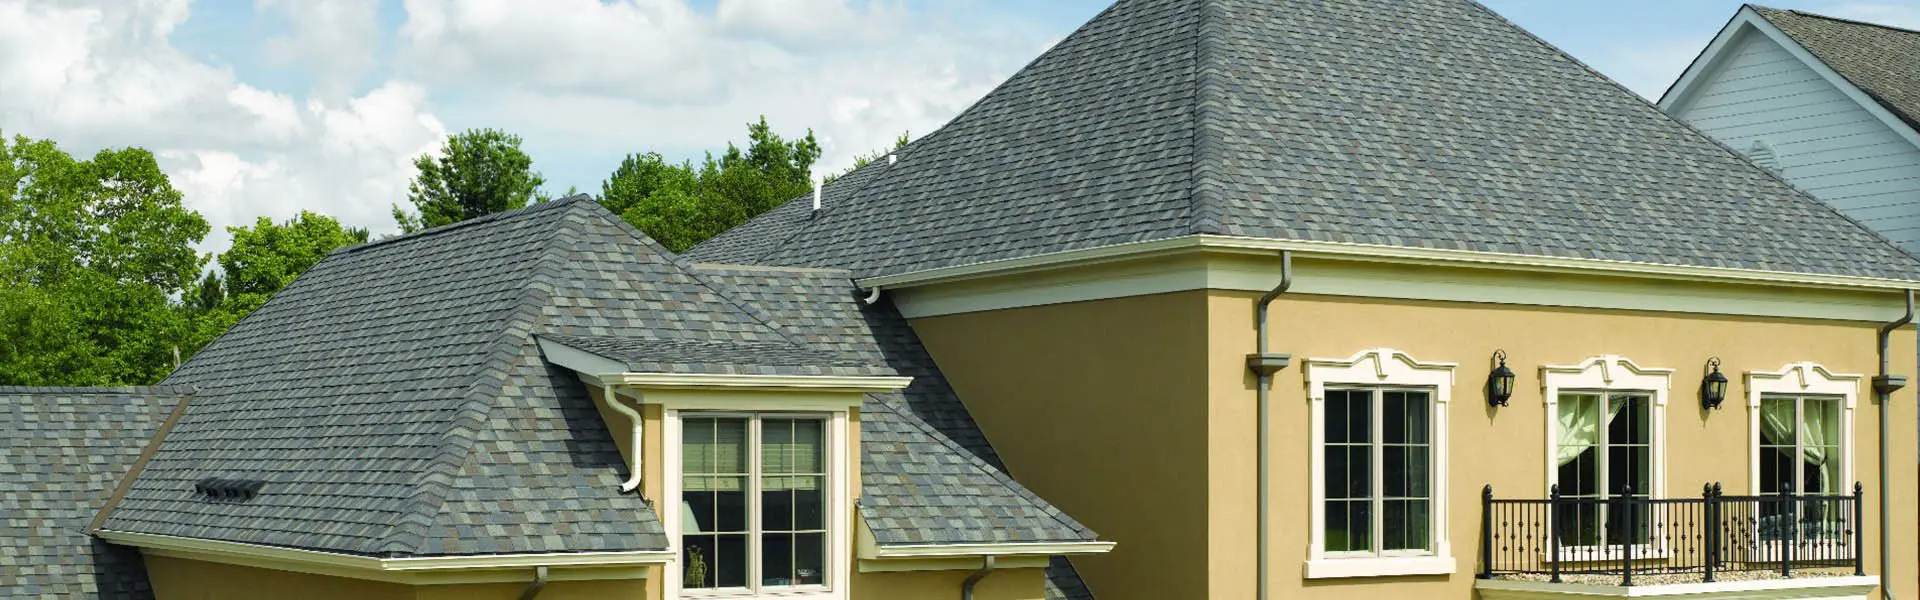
[[1479, 483, 1864, 585]]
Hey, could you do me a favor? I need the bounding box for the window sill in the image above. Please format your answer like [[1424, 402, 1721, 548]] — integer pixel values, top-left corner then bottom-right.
[[680, 587, 836, 600], [1304, 555, 1456, 579]]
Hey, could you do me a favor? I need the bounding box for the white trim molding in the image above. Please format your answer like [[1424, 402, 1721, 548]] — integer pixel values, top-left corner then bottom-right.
[[1745, 362, 1861, 496], [1540, 356, 1674, 500], [858, 542, 1116, 559], [1303, 348, 1457, 578], [538, 337, 913, 394], [1476, 575, 1880, 600], [1660, 6, 1920, 153], [94, 530, 673, 585]]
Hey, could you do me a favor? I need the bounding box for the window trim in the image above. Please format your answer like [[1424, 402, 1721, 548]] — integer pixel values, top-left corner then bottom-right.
[[1745, 362, 1859, 497], [665, 409, 851, 600], [1541, 356, 1672, 502], [1304, 348, 1456, 578]]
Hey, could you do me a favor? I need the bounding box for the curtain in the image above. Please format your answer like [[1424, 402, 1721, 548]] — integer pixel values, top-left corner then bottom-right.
[[1556, 395, 1624, 466], [1760, 398, 1842, 492]]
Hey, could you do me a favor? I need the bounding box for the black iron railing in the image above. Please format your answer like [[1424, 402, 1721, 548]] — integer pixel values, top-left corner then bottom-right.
[[1479, 482, 1864, 585]]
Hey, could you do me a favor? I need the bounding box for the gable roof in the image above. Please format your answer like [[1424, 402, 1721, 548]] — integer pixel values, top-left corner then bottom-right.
[[686, 0, 1920, 283], [1753, 6, 1920, 132], [1, 386, 189, 599]]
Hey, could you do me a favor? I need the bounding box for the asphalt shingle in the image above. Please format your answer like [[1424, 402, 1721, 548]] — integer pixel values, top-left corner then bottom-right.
[[1755, 6, 1920, 132], [687, 0, 1920, 283], [0, 386, 188, 600]]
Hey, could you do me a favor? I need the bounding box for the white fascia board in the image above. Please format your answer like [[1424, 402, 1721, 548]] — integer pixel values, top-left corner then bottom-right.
[[97, 530, 673, 583], [538, 337, 913, 392], [856, 234, 1920, 293], [607, 372, 912, 392], [1664, 8, 1920, 151], [864, 541, 1115, 559]]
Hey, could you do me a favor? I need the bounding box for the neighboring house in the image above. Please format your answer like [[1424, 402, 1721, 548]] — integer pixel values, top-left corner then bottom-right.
[[4, 1, 1919, 600], [1660, 5, 1920, 254]]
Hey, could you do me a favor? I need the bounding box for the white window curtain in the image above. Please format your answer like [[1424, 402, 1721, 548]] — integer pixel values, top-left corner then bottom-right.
[[1556, 395, 1625, 466], [1760, 398, 1841, 491]]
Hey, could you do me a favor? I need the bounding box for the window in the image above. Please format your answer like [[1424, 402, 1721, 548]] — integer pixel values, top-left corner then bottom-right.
[[1554, 392, 1651, 547], [1758, 396, 1843, 496], [1325, 387, 1433, 555], [680, 415, 829, 593], [1744, 362, 1859, 545], [1304, 348, 1455, 578]]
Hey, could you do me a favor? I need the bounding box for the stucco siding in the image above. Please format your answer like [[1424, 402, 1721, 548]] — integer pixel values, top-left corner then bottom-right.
[[849, 567, 1047, 599], [910, 292, 1214, 600], [1671, 29, 1920, 253], [1206, 290, 1917, 600]]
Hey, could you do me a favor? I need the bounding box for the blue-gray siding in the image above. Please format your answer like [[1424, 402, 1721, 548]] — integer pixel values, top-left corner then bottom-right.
[[1672, 29, 1920, 253]]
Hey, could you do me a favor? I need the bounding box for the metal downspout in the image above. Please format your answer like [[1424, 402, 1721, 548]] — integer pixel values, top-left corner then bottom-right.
[[1247, 251, 1294, 600], [517, 566, 549, 600], [1873, 289, 1912, 600], [603, 383, 645, 494], [960, 556, 996, 600]]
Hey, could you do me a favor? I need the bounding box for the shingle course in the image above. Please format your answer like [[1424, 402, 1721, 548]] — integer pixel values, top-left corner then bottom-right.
[[688, 0, 1920, 282], [1755, 6, 1920, 132], [1, 387, 186, 599]]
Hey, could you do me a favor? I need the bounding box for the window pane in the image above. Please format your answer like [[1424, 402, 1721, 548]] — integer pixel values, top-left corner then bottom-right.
[[1385, 390, 1429, 445], [1759, 446, 1791, 495], [1347, 446, 1371, 498], [764, 488, 794, 531], [1326, 390, 1355, 443], [715, 477, 747, 533], [1384, 499, 1430, 551], [793, 420, 823, 474], [684, 536, 719, 588], [683, 489, 715, 533], [764, 532, 794, 586], [764, 419, 794, 474], [1326, 500, 1372, 552], [794, 533, 825, 585], [1326, 446, 1350, 499], [716, 534, 747, 588], [794, 483, 824, 530], [1612, 395, 1649, 446]]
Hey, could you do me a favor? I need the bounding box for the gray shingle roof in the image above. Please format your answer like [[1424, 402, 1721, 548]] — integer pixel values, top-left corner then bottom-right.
[[538, 334, 897, 377], [1754, 6, 1920, 132], [687, 0, 1920, 282], [100, 198, 718, 556], [1, 386, 189, 599]]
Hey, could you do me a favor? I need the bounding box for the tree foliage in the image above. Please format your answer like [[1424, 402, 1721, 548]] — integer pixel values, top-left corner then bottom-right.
[[599, 117, 821, 252], [393, 128, 547, 233], [219, 211, 369, 313], [0, 133, 211, 385], [828, 131, 909, 184]]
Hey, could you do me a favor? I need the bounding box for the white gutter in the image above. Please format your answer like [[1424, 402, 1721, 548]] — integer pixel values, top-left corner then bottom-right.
[[854, 235, 1920, 292], [601, 372, 912, 392], [864, 541, 1115, 559], [96, 530, 676, 573], [602, 382, 644, 494]]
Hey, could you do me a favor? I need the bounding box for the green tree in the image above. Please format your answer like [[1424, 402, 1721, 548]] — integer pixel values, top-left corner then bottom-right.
[[599, 117, 821, 252], [0, 132, 210, 385], [219, 211, 369, 313], [392, 128, 547, 233], [828, 131, 909, 184]]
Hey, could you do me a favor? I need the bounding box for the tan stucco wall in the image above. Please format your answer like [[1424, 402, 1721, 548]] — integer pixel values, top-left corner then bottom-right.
[[144, 555, 662, 600], [911, 292, 1214, 600], [1206, 291, 1918, 600], [850, 566, 1048, 600]]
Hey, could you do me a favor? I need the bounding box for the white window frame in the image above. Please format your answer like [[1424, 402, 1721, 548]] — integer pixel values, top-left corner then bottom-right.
[[1540, 355, 1671, 559], [664, 409, 851, 600], [1745, 362, 1858, 497], [1304, 348, 1456, 579]]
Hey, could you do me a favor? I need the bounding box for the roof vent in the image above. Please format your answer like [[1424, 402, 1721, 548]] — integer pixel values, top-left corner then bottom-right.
[[194, 478, 266, 503], [1745, 139, 1780, 173], [813, 177, 823, 211], [887, 153, 897, 165]]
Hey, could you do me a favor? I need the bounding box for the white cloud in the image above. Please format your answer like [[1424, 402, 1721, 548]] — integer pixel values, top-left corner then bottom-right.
[[397, 0, 1050, 174], [0, 0, 446, 257], [257, 0, 384, 100]]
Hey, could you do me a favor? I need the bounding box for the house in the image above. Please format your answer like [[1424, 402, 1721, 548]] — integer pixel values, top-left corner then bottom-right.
[[1660, 5, 1920, 255], [3, 0, 1918, 599]]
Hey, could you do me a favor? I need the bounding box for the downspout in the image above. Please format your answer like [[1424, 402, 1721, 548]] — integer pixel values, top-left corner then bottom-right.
[[1872, 289, 1912, 600], [1245, 251, 1294, 600], [960, 556, 996, 600], [517, 566, 549, 600], [603, 382, 645, 494]]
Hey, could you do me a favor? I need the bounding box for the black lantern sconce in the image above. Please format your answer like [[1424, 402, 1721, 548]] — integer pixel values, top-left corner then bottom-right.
[[1701, 357, 1729, 410], [1487, 349, 1516, 407]]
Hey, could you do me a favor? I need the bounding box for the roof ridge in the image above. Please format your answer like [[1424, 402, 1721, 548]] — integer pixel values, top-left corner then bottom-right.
[[335, 195, 594, 257], [1765, 5, 1920, 37], [1187, 0, 1230, 235], [369, 205, 581, 556], [0, 385, 196, 395], [865, 397, 1099, 542]]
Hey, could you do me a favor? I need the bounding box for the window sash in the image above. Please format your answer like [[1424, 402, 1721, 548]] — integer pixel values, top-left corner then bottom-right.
[[1554, 392, 1652, 547], [681, 414, 831, 595], [1323, 386, 1434, 557], [1758, 395, 1844, 496]]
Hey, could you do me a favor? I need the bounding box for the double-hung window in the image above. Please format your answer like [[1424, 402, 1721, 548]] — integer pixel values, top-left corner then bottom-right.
[[1304, 349, 1455, 578], [680, 415, 829, 594]]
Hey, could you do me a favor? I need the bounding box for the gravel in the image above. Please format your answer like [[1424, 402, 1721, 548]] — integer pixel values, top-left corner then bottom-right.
[[1498, 567, 1859, 586]]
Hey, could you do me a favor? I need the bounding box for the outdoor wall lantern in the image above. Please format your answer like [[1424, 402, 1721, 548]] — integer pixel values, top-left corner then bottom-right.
[[1487, 349, 1516, 407], [1701, 357, 1729, 410]]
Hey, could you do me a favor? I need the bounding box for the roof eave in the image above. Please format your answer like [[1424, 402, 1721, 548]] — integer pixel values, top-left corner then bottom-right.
[[854, 234, 1920, 293], [94, 530, 674, 585], [539, 336, 912, 392]]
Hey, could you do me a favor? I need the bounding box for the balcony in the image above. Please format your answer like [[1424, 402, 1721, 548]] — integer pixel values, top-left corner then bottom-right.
[[1474, 484, 1881, 599]]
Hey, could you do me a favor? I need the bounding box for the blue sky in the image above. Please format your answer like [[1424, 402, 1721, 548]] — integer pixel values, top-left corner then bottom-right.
[[3, 0, 1916, 255]]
